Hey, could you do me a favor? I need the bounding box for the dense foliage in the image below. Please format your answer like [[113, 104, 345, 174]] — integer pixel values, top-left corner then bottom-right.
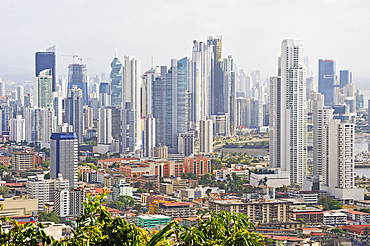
[[0, 191, 269, 245]]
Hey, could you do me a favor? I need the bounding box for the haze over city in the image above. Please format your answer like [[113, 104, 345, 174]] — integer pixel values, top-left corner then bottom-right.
[[1, 0, 370, 83]]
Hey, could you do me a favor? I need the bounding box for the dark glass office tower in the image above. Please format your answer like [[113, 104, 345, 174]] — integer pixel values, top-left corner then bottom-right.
[[340, 70, 352, 88], [35, 45, 56, 92], [318, 59, 336, 106]]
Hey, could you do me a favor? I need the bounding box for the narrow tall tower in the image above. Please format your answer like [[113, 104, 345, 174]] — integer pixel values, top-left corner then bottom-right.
[[270, 39, 307, 184]]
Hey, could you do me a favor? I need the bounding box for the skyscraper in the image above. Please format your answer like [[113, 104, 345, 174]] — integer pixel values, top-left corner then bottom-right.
[[199, 118, 213, 154], [312, 93, 332, 179], [9, 115, 25, 143], [50, 132, 78, 188], [99, 82, 111, 107], [207, 36, 223, 115], [33, 69, 52, 108], [98, 107, 112, 145], [144, 114, 156, 157], [16, 86, 24, 107], [0, 78, 5, 96], [270, 39, 307, 184], [65, 86, 84, 143], [110, 51, 123, 107], [339, 70, 352, 88], [123, 56, 141, 151], [318, 59, 336, 106], [35, 45, 56, 92], [68, 63, 88, 105]]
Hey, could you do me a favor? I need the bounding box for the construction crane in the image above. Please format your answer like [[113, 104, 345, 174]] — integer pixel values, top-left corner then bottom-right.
[[77, 57, 93, 64], [61, 54, 79, 63]]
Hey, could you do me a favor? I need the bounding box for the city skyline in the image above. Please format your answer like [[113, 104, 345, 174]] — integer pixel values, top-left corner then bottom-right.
[[1, 1, 370, 82]]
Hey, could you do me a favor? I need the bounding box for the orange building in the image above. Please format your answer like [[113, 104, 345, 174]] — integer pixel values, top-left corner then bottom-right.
[[0, 155, 10, 167], [184, 156, 211, 177]]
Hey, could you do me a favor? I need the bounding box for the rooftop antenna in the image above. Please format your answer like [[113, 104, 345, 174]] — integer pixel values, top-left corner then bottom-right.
[[115, 48, 118, 59], [151, 56, 153, 70]]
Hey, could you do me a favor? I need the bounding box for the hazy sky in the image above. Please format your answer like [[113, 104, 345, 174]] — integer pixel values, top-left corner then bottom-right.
[[1, 0, 370, 83]]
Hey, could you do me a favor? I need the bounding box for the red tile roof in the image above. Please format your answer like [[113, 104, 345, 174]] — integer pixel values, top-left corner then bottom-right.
[[340, 224, 370, 235], [345, 210, 370, 215]]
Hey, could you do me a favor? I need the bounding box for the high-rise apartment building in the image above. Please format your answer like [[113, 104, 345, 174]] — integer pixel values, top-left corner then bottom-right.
[[65, 86, 84, 143], [123, 56, 141, 151], [144, 114, 156, 157], [50, 133, 78, 188], [98, 107, 112, 145], [120, 104, 135, 155], [68, 63, 88, 105], [322, 120, 363, 201], [199, 118, 213, 154], [27, 174, 69, 211], [35, 45, 56, 92], [0, 78, 5, 96], [110, 51, 123, 107], [177, 132, 194, 157], [54, 188, 86, 217], [269, 39, 307, 184], [16, 86, 24, 107], [10, 115, 25, 143], [33, 69, 53, 108], [312, 93, 332, 179], [318, 59, 336, 106]]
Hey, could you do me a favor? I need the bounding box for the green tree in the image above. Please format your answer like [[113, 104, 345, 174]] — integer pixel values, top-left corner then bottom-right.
[[211, 159, 222, 171], [134, 181, 141, 188], [329, 201, 342, 210], [38, 211, 60, 224], [137, 188, 143, 193], [0, 186, 9, 197], [44, 172, 50, 179], [318, 197, 332, 205], [331, 228, 344, 234]]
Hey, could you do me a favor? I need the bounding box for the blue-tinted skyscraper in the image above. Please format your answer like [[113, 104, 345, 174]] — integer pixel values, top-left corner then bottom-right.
[[340, 70, 352, 88], [50, 132, 78, 188], [173, 57, 188, 141], [35, 45, 56, 92], [110, 51, 123, 107], [67, 64, 88, 105], [318, 59, 336, 106]]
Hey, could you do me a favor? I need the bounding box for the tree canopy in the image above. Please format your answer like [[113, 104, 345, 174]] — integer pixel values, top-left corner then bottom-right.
[[0, 191, 269, 245]]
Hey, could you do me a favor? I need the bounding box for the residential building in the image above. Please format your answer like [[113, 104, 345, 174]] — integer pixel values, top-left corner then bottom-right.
[[9, 115, 25, 143], [12, 150, 36, 171], [33, 69, 52, 108], [184, 156, 211, 177], [50, 132, 78, 188], [209, 199, 291, 224], [177, 132, 194, 157], [269, 39, 307, 184], [144, 114, 156, 157], [342, 210, 370, 225], [323, 211, 347, 226], [157, 202, 197, 218], [54, 188, 86, 217], [199, 118, 213, 154], [122, 56, 141, 151], [27, 174, 69, 211], [98, 107, 112, 145], [65, 86, 84, 143], [137, 215, 171, 228], [112, 179, 132, 200], [0, 197, 38, 217]]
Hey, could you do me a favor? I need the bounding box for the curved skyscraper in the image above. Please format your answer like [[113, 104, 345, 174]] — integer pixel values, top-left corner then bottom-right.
[[110, 51, 123, 107]]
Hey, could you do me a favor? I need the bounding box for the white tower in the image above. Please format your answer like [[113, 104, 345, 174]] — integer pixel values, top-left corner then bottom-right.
[[200, 118, 213, 154], [270, 39, 307, 184], [123, 56, 141, 151]]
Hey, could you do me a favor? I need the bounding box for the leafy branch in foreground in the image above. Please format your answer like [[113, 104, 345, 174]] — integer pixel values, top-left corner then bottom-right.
[[0, 190, 269, 245]]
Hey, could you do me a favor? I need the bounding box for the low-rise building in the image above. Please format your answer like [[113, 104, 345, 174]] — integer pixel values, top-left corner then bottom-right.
[[355, 200, 370, 210], [289, 191, 318, 205], [342, 210, 370, 225], [157, 202, 197, 218], [323, 211, 347, 226], [137, 215, 171, 228], [0, 196, 38, 217], [12, 151, 36, 171], [112, 179, 132, 200], [209, 198, 291, 224]]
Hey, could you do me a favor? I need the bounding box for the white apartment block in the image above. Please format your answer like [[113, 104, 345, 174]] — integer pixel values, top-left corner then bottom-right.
[[199, 118, 213, 154], [27, 174, 69, 211]]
